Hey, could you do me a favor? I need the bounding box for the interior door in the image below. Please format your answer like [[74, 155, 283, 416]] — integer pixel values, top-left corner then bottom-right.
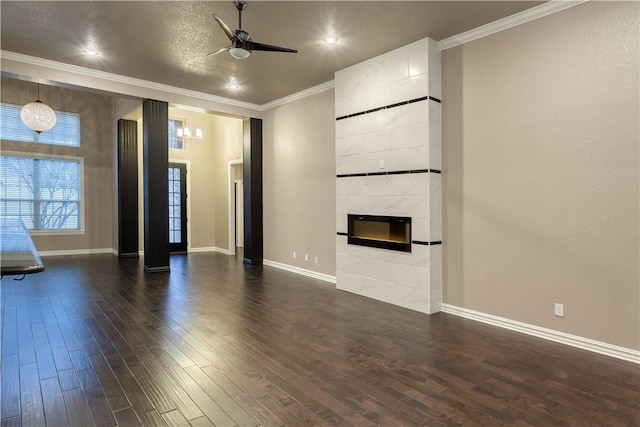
[[168, 163, 187, 253]]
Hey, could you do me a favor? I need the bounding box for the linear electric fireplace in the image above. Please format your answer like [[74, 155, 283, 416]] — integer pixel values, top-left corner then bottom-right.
[[348, 214, 412, 252]]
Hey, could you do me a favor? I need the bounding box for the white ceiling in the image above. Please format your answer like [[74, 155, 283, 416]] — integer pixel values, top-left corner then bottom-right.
[[1, 1, 544, 105]]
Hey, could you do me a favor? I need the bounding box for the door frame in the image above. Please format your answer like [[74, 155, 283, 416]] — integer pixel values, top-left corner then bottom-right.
[[168, 158, 191, 253], [228, 159, 243, 255], [234, 179, 244, 249]]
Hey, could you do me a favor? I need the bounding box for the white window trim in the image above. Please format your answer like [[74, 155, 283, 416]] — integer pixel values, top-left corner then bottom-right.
[[1, 150, 85, 235]]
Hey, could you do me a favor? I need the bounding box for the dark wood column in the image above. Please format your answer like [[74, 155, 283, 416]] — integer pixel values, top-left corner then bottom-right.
[[117, 119, 139, 257], [142, 99, 170, 272], [243, 118, 263, 265]]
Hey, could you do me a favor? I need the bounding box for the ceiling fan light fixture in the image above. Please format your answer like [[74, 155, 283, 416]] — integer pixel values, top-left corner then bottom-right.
[[229, 47, 250, 59], [209, 2, 297, 60]]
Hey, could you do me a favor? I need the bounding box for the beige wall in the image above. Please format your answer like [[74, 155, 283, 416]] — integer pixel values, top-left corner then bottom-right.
[[442, 1, 639, 349], [211, 113, 244, 251], [1, 78, 118, 252], [137, 108, 243, 252], [167, 108, 243, 252], [263, 89, 336, 275]]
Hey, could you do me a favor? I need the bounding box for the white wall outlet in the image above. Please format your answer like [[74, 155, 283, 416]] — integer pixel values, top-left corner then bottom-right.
[[292, 251, 296, 258], [304, 254, 309, 262], [554, 303, 564, 317], [379, 159, 385, 169], [314, 257, 318, 264]]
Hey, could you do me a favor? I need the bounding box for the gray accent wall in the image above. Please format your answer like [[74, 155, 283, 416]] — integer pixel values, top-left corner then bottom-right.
[[0, 78, 119, 253]]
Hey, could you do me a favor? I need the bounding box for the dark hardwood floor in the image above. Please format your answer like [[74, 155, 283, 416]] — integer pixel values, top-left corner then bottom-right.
[[1, 252, 638, 426]]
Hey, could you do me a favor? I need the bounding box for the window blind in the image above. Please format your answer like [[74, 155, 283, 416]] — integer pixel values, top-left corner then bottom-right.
[[0, 102, 80, 147], [0, 155, 81, 230]]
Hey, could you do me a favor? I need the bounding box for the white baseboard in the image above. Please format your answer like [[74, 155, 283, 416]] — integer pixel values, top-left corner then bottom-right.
[[134, 247, 230, 256], [39, 248, 116, 257], [441, 303, 640, 364], [263, 259, 336, 284], [188, 246, 219, 253]]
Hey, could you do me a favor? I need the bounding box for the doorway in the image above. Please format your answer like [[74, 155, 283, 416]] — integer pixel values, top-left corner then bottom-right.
[[228, 159, 243, 255], [168, 162, 187, 252]]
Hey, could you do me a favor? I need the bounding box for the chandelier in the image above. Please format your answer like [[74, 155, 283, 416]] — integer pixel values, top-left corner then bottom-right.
[[176, 127, 203, 139], [20, 83, 57, 133]]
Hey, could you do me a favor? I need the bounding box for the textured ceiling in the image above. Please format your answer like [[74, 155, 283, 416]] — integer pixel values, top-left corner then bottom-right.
[[1, 1, 543, 105]]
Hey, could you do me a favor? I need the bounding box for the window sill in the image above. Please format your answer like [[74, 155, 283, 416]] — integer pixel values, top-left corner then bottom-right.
[[29, 229, 86, 237]]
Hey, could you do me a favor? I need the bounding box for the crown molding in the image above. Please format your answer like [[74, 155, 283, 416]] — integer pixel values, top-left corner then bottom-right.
[[0, 50, 262, 112], [259, 80, 335, 111], [437, 0, 589, 51]]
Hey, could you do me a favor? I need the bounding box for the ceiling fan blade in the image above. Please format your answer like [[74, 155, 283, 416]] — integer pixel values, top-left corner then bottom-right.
[[207, 46, 231, 57], [211, 14, 235, 41], [249, 41, 297, 53]]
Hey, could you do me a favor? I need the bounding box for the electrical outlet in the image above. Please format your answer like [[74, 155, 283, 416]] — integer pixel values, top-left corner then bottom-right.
[[554, 303, 564, 317], [314, 257, 318, 264], [304, 254, 309, 262], [379, 159, 385, 169], [292, 251, 296, 259]]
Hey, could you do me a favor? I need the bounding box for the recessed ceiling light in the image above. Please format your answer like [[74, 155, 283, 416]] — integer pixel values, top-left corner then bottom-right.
[[84, 49, 100, 57], [324, 36, 339, 45], [228, 82, 240, 90]]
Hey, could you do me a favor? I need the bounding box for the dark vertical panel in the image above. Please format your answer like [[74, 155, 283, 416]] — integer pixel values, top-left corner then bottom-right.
[[142, 99, 170, 272], [243, 118, 263, 265], [117, 119, 139, 257]]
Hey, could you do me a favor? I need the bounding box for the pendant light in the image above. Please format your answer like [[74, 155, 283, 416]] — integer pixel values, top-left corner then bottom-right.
[[176, 127, 203, 139], [20, 83, 57, 133]]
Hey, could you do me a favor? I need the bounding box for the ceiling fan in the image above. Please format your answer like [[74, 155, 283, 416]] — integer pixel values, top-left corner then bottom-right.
[[209, 1, 298, 60]]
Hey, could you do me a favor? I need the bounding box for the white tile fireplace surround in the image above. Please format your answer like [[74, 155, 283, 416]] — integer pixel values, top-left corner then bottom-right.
[[335, 37, 442, 314]]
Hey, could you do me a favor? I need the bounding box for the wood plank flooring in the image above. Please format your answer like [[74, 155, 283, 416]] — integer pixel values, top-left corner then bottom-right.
[[1, 252, 638, 426]]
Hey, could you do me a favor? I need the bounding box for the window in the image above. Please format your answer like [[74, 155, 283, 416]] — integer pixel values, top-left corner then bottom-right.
[[0, 154, 82, 231], [0, 102, 80, 147], [168, 118, 184, 149]]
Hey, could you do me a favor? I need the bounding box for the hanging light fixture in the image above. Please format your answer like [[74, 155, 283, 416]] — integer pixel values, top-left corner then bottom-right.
[[20, 83, 57, 133], [176, 127, 203, 140]]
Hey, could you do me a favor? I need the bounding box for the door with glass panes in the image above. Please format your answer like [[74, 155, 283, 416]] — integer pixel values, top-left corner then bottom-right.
[[168, 163, 187, 252]]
